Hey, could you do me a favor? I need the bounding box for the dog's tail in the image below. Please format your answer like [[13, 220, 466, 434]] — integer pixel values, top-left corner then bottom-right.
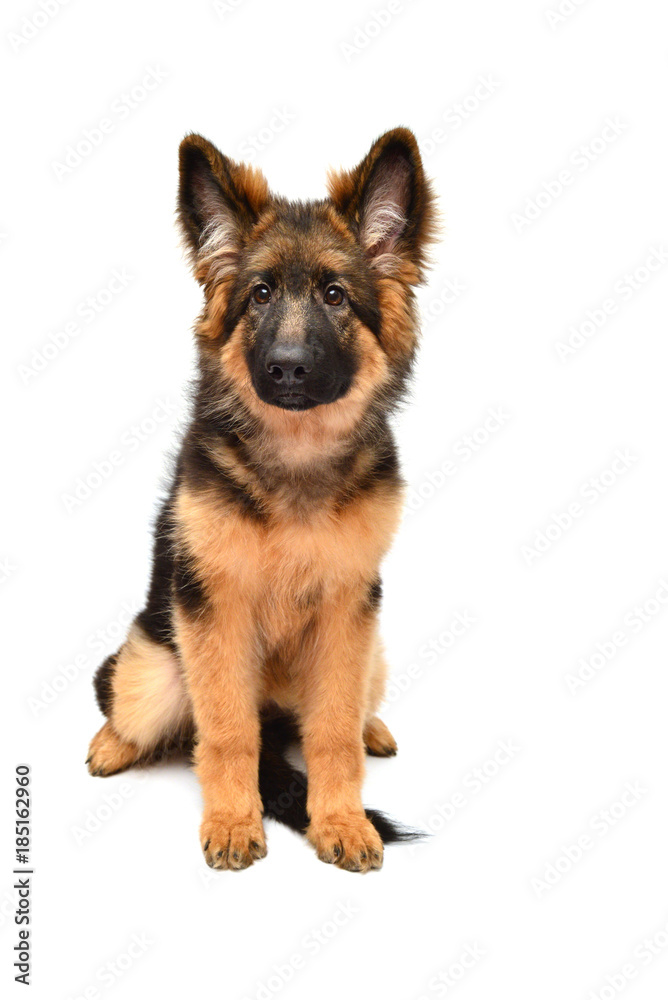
[[259, 716, 422, 844]]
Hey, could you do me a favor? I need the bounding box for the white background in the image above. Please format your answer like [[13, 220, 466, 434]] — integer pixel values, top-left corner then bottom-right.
[[2, 0, 668, 998]]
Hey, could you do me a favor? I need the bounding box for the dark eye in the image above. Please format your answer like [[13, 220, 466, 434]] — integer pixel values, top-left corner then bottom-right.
[[253, 283, 271, 304], [324, 285, 345, 306]]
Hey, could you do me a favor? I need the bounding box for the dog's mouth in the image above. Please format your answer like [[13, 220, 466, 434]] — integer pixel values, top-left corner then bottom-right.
[[271, 392, 320, 411], [250, 366, 352, 412]]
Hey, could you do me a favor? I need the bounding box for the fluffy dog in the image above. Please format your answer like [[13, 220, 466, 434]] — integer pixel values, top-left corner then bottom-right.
[[87, 127, 436, 872]]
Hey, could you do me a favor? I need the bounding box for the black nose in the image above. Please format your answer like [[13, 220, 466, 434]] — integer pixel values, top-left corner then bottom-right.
[[265, 343, 313, 385]]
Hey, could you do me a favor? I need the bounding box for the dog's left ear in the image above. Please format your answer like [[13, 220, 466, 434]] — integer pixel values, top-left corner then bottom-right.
[[327, 128, 437, 282]]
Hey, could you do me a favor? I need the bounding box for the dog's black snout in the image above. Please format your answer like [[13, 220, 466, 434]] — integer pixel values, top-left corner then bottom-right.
[[265, 343, 314, 385]]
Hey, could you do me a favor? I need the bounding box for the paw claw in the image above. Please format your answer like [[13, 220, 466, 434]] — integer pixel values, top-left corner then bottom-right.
[[364, 717, 398, 758], [200, 814, 266, 872], [87, 722, 140, 776], [308, 814, 383, 873]]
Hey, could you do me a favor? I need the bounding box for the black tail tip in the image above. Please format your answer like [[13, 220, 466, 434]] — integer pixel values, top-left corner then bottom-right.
[[365, 808, 426, 845]]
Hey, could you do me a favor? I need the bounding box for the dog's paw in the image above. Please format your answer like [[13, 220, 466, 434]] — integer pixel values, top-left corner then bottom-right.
[[364, 716, 397, 757], [200, 813, 267, 871], [86, 722, 141, 776], [307, 813, 383, 872]]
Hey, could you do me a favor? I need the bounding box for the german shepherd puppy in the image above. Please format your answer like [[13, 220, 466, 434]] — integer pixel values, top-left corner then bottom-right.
[[87, 128, 436, 872]]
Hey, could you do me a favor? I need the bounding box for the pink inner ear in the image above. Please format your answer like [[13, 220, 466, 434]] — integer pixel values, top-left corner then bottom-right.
[[191, 167, 229, 232], [190, 166, 239, 280], [361, 155, 412, 261]]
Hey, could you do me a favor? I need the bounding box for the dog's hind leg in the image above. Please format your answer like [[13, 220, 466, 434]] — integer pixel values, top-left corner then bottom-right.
[[87, 623, 192, 776], [363, 639, 398, 757], [364, 716, 398, 757]]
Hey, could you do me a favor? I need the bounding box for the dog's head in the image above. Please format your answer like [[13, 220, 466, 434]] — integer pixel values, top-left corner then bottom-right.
[[178, 129, 437, 440]]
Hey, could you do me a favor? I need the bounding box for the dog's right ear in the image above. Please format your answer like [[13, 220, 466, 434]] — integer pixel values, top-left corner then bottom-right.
[[178, 134, 270, 286]]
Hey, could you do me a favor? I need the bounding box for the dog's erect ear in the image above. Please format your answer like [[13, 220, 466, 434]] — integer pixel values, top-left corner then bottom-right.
[[327, 128, 437, 282], [178, 134, 270, 286]]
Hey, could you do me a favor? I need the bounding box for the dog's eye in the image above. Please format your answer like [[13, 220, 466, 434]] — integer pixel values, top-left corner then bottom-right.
[[324, 285, 345, 306], [253, 283, 272, 304]]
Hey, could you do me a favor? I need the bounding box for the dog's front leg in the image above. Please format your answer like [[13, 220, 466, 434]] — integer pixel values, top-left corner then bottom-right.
[[302, 590, 384, 872], [175, 590, 265, 871]]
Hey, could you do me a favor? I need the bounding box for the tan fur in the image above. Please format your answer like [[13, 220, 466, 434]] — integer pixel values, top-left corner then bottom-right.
[[170, 479, 402, 864], [87, 722, 142, 776], [174, 598, 266, 870], [364, 716, 398, 757], [108, 625, 191, 750], [175, 478, 402, 604], [87, 626, 192, 775]]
